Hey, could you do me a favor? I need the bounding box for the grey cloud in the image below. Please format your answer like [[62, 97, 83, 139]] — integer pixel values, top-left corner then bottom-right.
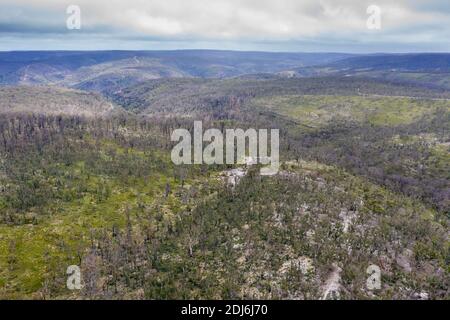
[[0, 0, 448, 52]]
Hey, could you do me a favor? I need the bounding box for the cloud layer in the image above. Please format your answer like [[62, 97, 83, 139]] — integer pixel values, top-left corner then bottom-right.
[[0, 0, 449, 52]]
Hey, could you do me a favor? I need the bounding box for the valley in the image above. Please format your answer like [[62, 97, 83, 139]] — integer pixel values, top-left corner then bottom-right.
[[0, 50, 448, 300]]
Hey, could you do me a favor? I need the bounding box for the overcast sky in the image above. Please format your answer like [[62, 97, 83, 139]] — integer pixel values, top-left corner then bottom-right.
[[0, 0, 449, 52]]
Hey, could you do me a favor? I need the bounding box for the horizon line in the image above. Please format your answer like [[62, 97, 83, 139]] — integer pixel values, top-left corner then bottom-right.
[[1, 49, 450, 55]]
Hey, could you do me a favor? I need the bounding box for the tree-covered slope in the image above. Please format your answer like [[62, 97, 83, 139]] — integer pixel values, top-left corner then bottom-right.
[[0, 86, 124, 117]]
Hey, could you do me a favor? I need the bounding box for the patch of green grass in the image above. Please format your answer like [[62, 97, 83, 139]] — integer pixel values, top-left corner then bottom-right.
[[251, 95, 450, 128]]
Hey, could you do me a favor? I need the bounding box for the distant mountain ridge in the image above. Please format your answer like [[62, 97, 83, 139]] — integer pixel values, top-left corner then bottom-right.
[[325, 53, 450, 72], [0, 50, 354, 88], [2, 50, 450, 92], [282, 53, 450, 90]]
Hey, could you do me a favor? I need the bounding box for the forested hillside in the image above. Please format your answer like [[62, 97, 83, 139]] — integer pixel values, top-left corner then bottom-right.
[[0, 51, 448, 300], [0, 86, 123, 117]]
